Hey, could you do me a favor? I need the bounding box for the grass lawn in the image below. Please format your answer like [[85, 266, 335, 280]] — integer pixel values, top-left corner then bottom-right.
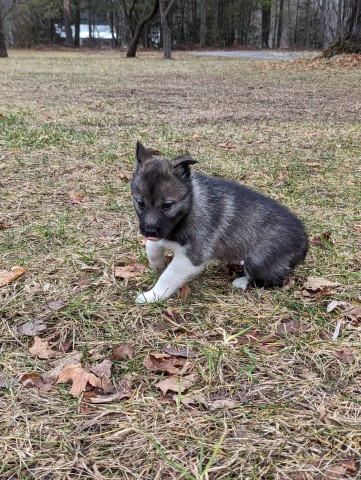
[[0, 49, 360, 479]]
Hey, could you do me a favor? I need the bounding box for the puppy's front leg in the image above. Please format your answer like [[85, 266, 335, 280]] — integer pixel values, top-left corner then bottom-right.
[[136, 250, 204, 303], [146, 240, 166, 270]]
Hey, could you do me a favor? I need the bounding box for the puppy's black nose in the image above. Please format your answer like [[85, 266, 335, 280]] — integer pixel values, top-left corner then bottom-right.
[[144, 229, 158, 237]]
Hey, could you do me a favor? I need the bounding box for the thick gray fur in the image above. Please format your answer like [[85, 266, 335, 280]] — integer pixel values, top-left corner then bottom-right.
[[131, 142, 308, 289]]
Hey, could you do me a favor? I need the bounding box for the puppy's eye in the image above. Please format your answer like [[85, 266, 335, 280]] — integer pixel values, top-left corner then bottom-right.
[[162, 202, 173, 210], [137, 200, 145, 210]]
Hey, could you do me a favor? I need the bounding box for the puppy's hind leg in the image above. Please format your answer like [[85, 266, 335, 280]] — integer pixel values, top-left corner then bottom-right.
[[244, 251, 291, 288], [231, 259, 250, 290]]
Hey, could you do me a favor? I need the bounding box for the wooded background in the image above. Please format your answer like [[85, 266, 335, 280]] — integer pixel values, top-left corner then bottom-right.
[[0, 0, 351, 49]]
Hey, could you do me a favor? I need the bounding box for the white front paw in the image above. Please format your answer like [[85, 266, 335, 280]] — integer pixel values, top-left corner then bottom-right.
[[149, 258, 167, 270], [136, 289, 165, 304], [232, 276, 249, 290]]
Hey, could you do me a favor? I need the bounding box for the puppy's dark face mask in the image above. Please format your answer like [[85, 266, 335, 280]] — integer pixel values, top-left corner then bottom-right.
[[131, 142, 197, 240]]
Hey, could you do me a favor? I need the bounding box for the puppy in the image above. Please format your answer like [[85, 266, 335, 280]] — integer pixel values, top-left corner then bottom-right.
[[131, 142, 308, 303]]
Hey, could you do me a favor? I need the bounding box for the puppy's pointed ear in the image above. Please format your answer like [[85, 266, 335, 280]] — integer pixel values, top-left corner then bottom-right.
[[136, 141, 153, 164], [172, 155, 198, 179]]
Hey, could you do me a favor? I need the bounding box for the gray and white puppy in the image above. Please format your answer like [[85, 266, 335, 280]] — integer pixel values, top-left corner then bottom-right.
[[131, 141, 308, 303]]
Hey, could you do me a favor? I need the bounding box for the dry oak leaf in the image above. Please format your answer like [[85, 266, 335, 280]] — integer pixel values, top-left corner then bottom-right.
[[327, 300, 353, 313], [90, 359, 113, 379], [0, 266, 26, 288], [144, 352, 187, 374], [315, 466, 347, 480], [301, 277, 339, 297], [180, 284, 191, 300], [210, 399, 238, 410], [56, 363, 102, 397], [332, 348, 356, 363], [109, 343, 134, 361], [0, 220, 10, 230], [344, 306, 361, 323], [20, 372, 51, 392], [29, 336, 62, 360], [17, 319, 47, 336], [155, 374, 197, 395], [69, 192, 85, 204], [311, 231, 333, 250], [341, 457, 359, 474], [163, 345, 197, 358], [42, 352, 82, 384], [276, 318, 308, 337], [114, 263, 146, 279]]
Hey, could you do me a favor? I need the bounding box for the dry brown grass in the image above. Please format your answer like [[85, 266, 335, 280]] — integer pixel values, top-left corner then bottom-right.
[[0, 49, 361, 479]]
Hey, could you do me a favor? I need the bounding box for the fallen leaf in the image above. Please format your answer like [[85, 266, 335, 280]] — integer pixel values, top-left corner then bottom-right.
[[90, 359, 113, 379], [210, 399, 238, 410], [119, 172, 132, 181], [47, 299, 67, 311], [276, 318, 308, 337], [306, 162, 321, 167], [109, 343, 134, 360], [311, 231, 333, 250], [114, 263, 146, 279], [172, 395, 196, 405], [69, 192, 85, 204], [238, 329, 282, 352], [343, 306, 361, 323], [20, 372, 51, 392], [56, 363, 102, 397], [0, 266, 26, 288], [0, 220, 10, 230], [155, 374, 197, 395], [180, 284, 191, 300], [0, 372, 17, 389], [315, 465, 347, 479], [163, 345, 197, 358], [144, 352, 187, 374], [191, 132, 200, 139], [88, 375, 132, 402], [341, 457, 359, 474], [332, 348, 355, 363], [42, 352, 82, 384], [327, 300, 352, 313], [217, 142, 237, 150], [281, 277, 295, 291], [301, 277, 339, 297], [80, 390, 98, 413], [29, 336, 62, 359], [17, 319, 47, 336]]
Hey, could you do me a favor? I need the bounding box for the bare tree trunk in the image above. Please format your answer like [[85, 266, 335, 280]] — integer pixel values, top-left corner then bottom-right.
[[64, 0, 74, 48], [212, 0, 219, 45], [276, 0, 284, 47], [0, 12, 8, 57], [159, 0, 177, 59], [126, 0, 159, 57], [324, 0, 361, 56], [305, 0, 310, 47], [74, 0, 81, 47], [200, 0, 206, 46], [319, 0, 326, 47], [261, 0, 271, 48], [88, 0, 94, 47], [272, 0, 278, 48], [294, 0, 300, 45], [337, 0, 343, 31]]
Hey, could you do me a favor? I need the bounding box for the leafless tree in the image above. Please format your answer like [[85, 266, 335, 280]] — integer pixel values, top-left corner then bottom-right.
[[0, 0, 16, 57], [159, 0, 176, 58], [324, 0, 361, 55]]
